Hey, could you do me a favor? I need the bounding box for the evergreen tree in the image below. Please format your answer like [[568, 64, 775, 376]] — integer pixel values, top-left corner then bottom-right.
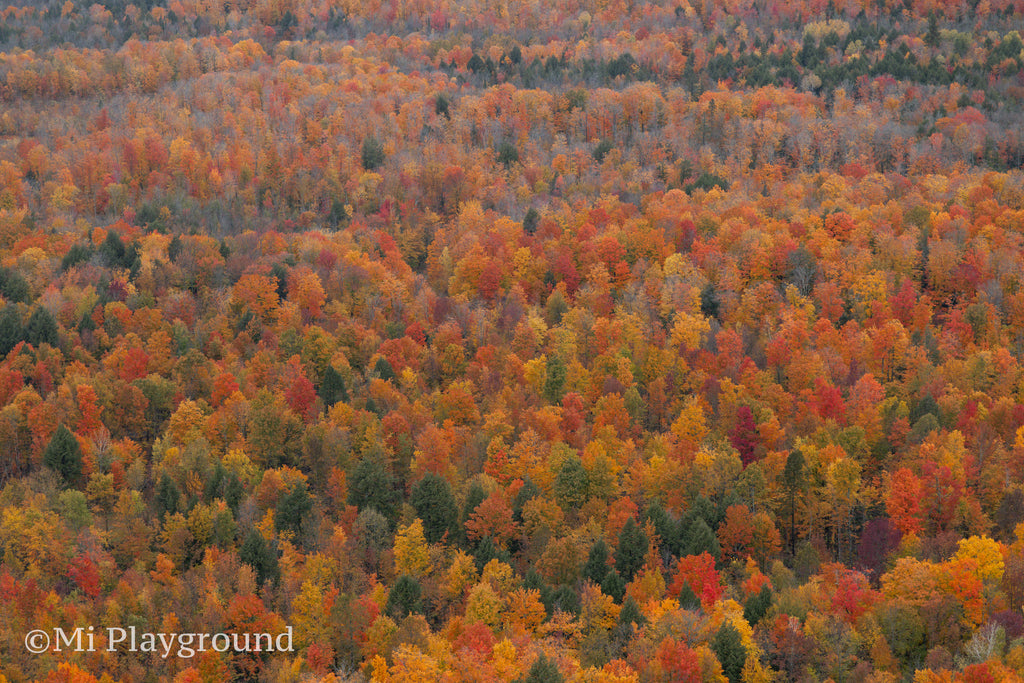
[[25, 306, 58, 347], [347, 457, 400, 526], [361, 136, 385, 170], [319, 365, 346, 408], [385, 575, 423, 619], [520, 654, 563, 683], [410, 473, 459, 543], [543, 355, 566, 404], [548, 584, 581, 616], [512, 477, 540, 522], [614, 518, 648, 582], [617, 596, 645, 629], [584, 538, 610, 584], [713, 623, 747, 683], [643, 501, 674, 552], [601, 569, 626, 603], [0, 304, 22, 356], [743, 583, 773, 625], [275, 483, 312, 537], [554, 456, 589, 510], [681, 516, 721, 560], [240, 529, 279, 587], [0, 267, 29, 303], [156, 473, 180, 518], [462, 481, 488, 534], [523, 207, 540, 235], [783, 449, 806, 556], [43, 424, 82, 485]]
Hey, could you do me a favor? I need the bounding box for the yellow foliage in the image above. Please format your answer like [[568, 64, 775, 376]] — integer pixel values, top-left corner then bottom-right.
[[394, 519, 429, 579], [954, 535, 1005, 584], [579, 582, 619, 634], [670, 311, 709, 352], [464, 582, 503, 629], [505, 588, 546, 635], [446, 550, 479, 600], [382, 644, 444, 683]]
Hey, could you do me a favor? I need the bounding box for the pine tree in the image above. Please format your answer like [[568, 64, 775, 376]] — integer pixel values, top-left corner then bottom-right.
[[43, 424, 82, 485], [319, 365, 346, 408], [410, 473, 459, 543], [25, 306, 58, 348], [614, 518, 648, 582], [0, 304, 22, 356], [520, 654, 563, 683], [240, 529, 280, 587], [713, 623, 747, 683], [347, 457, 399, 526], [275, 483, 312, 537], [584, 538, 610, 584], [385, 575, 423, 619], [554, 456, 589, 510]]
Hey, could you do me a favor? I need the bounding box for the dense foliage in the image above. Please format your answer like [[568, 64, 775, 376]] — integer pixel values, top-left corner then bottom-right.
[[2, 0, 1024, 681]]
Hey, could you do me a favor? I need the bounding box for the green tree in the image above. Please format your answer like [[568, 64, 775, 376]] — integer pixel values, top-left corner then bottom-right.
[[743, 583, 772, 625], [523, 208, 540, 235], [783, 449, 806, 557], [239, 529, 279, 587], [410, 473, 458, 543], [0, 304, 22, 355], [543, 355, 566, 404], [520, 653, 563, 683], [713, 623, 747, 683], [44, 424, 82, 485], [347, 456, 400, 526], [0, 267, 29, 303], [554, 455, 589, 510], [25, 306, 58, 347], [680, 516, 720, 560], [361, 136, 385, 170], [584, 538, 610, 584], [319, 365, 347, 407], [275, 483, 313, 538], [614, 518, 648, 582], [385, 574, 423, 619], [601, 569, 626, 603]]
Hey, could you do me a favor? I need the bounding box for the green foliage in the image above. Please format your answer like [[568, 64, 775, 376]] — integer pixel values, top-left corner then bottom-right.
[[435, 93, 450, 119], [743, 584, 773, 625], [410, 473, 459, 543], [543, 355, 566, 404], [0, 267, 30, 303], [275, 482, 312, 538], [523, 207, 540, 235], [385, 574, 423, 619], [554, 455, 589, 510], [25, 306, 58, 348], [519, 654, 564, 683], [614, 518, 648, 582], [584, 538, 610, 584], [601, 569, 626, 603], [685, 172, 730, 194], [0, 304, 22, 356], [680, 516, 720, 561], [496, 141, 519, 167], [361, 136, 386, 170], [712, 623, 747, 683], [61, 243, 93, 271], [239, 529, 280, 587], [43, 424, 82, 485], [319, 365, 347, 407], [592, 139, 614, 163], [348, 456, 400, 526], [156, 473, 180, 518]]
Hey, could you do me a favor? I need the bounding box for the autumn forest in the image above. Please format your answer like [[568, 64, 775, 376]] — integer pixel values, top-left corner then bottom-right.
[[1, 0, 1024, 680]]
